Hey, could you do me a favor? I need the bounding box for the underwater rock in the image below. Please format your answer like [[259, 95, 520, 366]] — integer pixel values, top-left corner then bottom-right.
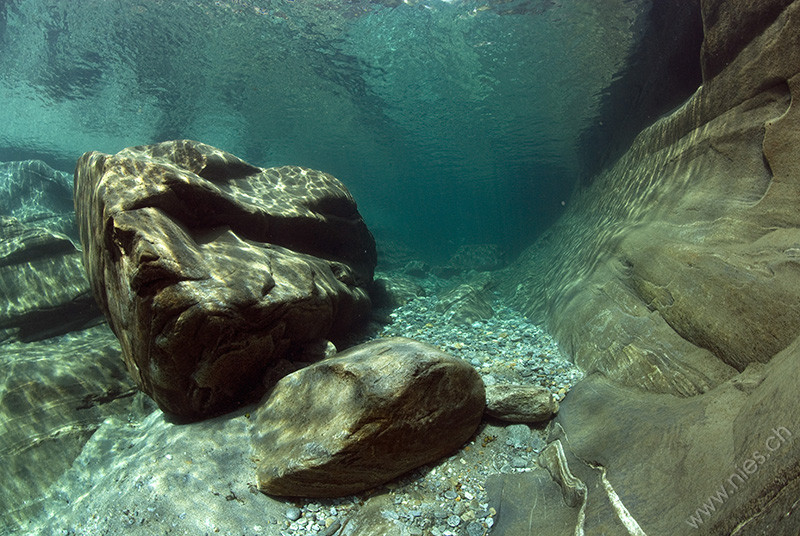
[[401, 259, 430, 278], [0, 160, 76, 239], [0, 324, 144, 533], [435, 272, 495, 326], [484, 383, 558, 423], [543, 355, 800, 536], [500, 0, 800, 396], [0, 217, 101, 342], [369, 275, 425, 310], [0, 160, 101, 342], [22, 402, 289, 536], [374, 239, 420, 271], [486, 471, 581, 536], [252, 337, 485, 497], [497, 0, 800, 533], [74, 140, 376, 419]]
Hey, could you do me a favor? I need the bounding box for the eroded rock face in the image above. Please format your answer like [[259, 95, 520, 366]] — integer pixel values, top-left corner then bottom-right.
[[496, 0, 800, 534], [0, 161, 101, 342], [252, 337, 485, 497], [74, 140, 376, 419], [500, 1, 800, 397], [435, 272, 495, 326]]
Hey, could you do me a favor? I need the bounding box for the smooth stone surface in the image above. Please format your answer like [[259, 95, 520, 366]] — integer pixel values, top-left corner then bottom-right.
[[486, 471, 580, 536], [494, 1, 800, 534], [0, 160, 101, 342], [435, 272, 495, 326], [500, 0, 800, 397], [546, 344, 800, 535], [20, 404, 290, 536], [74, 140, 376, 419], [253, 337, 485, 497], [485, 384, 558, 423], [370, 275, 425, 309], [0, 160, 76, 239], [0, 325, 144, 533], [0, 218, 100, 342]]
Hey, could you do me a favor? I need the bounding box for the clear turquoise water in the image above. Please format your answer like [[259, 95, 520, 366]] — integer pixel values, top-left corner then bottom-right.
[[0, 1, 708, 533], [0, 0, 649, 260]]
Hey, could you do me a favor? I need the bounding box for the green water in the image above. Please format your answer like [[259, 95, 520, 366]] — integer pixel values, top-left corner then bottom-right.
[[0, 0, 652, 260]]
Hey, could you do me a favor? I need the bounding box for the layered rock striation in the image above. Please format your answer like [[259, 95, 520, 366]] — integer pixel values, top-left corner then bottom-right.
[[74, 140, 376, 419], [502, 0, 800, 396], [498, 1, 800, 534]]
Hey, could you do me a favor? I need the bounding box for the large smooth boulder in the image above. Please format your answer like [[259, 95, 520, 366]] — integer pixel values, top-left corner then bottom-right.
[[74, 140, 376, 419], [252, 337, 485, 497]]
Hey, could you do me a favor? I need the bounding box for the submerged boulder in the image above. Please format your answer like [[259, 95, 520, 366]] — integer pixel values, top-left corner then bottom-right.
[[74, 140, 376, 419], [252, 337, 485, 497], [485, 383, 559, 423], [435, 272, 495, 326], [0, 217, 100, 342]]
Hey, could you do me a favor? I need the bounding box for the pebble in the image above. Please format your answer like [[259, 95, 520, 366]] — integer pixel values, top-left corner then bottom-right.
[[321, 521, 341, 536], [446, 514, 461, 527], [285, 507, 302, 521], [511, 456, 529, 468], [375, 289, 582, 408], [466, 521, 485, 536], [506, 424, 532, 449]]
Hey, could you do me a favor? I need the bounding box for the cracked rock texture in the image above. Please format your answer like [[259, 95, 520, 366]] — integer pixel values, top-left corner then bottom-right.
[[74, 140, 376, 419]]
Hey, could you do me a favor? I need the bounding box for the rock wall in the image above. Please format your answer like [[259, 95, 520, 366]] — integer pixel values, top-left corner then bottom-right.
[[498, 1, 800, 534], [501, 0, 800, 396]]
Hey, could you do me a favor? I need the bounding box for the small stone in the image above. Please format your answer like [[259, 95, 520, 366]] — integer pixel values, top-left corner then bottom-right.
[[285, 507, 302, 521], [444, 490, 458, 500], [485, 384, 559, 423], [511, 456, 528, 468], [321, 521, 341, 536], [467, 521, 485, 536], [447, 514, 462, 527], [505, 424, 532, 448]]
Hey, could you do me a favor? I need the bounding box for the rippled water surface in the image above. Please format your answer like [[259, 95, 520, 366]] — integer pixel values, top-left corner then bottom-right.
[[0, 0, 647, 258]]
